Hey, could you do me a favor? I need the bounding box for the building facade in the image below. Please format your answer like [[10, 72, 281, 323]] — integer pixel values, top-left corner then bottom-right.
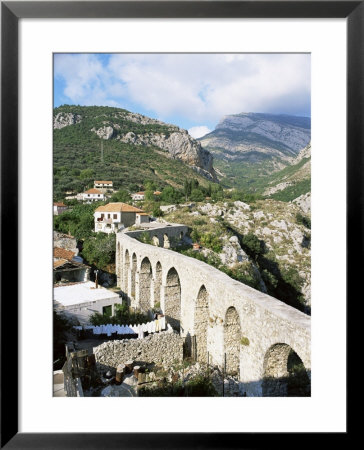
[[82, 188, 106, 203], [94, 202, 148, 233], [94, 181, 113, 193], [53, 202, 68, 215]]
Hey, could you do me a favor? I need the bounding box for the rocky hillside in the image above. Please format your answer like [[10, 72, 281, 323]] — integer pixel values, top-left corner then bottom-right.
[[199, 112, 310, 193], [54, 105, 217, 184], [262, 143, 311, 201], [162, 197, 311, 313]]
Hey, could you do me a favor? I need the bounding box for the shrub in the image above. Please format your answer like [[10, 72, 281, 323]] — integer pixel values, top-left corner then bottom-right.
[[296, 212, 311, 229], [137, 232, 152, 244], [89, 303, 149, 326], [240, 336, 250, 346]]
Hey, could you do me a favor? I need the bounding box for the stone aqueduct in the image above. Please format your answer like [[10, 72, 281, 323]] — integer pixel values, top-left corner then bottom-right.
[[116, 225, 311, 396]]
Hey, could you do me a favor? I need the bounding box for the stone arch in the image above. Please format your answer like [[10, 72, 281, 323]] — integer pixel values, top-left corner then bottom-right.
[[194, 285, 209, 363], [139, 257, 152, 312], [117, 242, 123, 287], [224, 306, 241, 376], [163, 234, 170, 249], [164, 267, 181, 331], [124, 249, 130, 295], [262, 344, 311, 397], [131, 253, 137, 299], [154, 262, 162, 308], [152, 235, 160, 247]]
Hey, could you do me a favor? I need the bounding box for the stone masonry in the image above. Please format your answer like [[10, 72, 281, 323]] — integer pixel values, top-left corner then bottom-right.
[[116, 225, 311, 396], [94, 331, 184, 369]]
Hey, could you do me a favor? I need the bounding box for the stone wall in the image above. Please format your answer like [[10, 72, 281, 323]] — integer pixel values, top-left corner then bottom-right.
[[93, 331, 184, 369], [116, 227, 311, 396], [53, 231, 78, 255]]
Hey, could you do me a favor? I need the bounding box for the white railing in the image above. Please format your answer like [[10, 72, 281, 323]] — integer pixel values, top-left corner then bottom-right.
[[73, 316, 168, 339]]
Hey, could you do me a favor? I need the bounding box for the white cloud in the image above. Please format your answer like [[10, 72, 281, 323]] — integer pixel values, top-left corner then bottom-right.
[[55, 53, 311, 125], [188, 126, 211, 139]]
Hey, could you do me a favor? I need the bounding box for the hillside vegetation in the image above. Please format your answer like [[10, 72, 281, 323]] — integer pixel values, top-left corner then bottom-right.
[[53, 105, 215, 200]]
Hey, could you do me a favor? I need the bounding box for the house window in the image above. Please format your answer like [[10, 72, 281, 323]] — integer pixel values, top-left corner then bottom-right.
[[113, 214, 117, 219], [108, 214, 111, 218]]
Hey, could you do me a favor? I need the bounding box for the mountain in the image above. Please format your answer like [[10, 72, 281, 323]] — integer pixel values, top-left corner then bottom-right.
[[198, 112, 311, 193], [53, 105, 217, 198], [262, 144, 311, 202]]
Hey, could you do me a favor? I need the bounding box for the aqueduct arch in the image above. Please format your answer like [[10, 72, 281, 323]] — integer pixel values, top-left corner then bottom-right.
[[117, 242, 123, 285], [117, 227, 311, 397], [163, 234, 170, 249], [131, 253, 137, 299], [152, 235, 160, 247], [164, 267, 181, 331], [139, 257, 152, 312], [194, 285, 210, 363], [262, 343, 311, 396], [224, 307, 241, 376], [124, 249, 130, 295], [154, 262, 162, 308]]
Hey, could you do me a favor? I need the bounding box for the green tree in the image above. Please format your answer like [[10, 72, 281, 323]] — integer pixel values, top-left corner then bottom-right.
[[190, 188, 204, 202], [145, 189, 155, 201], [241, 233, 265, 260], [81, 232, 116, 270], [80, 168, 95, 180], [152, 205, 163, 217], [110, 189, 131, 203], [161, 186, 179, 203], [54, 203, 98, 240]]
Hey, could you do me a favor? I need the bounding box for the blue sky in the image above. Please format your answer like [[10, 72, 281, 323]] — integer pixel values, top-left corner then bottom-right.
[[54, 53, 310, 138]]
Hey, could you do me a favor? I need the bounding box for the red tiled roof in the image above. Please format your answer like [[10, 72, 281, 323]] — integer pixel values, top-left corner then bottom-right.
[[84, 188, 104, 194], [54, 247, 75, 261], [94, 181, 112, 184], [95, 202, 145, 213], [53, 259, 68, 269], [54, 202, 67, 207]]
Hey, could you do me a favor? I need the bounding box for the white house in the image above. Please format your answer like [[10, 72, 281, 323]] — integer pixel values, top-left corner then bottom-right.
[[94, 202, 148, 233], [131, 191, 145, 201], [94, 180, 113, 193], [82, 188, 105, 203], [53, 281, 121, 325], [135, 212, 150, 225], [53, 202, 68, 215]]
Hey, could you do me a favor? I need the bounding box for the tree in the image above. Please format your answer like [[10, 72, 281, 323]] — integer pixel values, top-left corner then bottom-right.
[[190, 188, 204, 202], [161, 186, 178, 203], [80, 168, 95, 180], [145, 189, 155, 201], [54, 203, 98, 240], [184, 179, 192, 200], [110, 189, 131, 203], [241, 233, 265, 260], [152, 205, 163, 217], [81, 232, 116, 270]]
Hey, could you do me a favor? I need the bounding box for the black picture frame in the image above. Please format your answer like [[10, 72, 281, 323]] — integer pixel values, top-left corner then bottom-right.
[[1, 1, 357, 448]]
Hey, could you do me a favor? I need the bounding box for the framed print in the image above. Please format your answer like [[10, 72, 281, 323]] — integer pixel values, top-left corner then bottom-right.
[[1, 0, 358, 447]]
